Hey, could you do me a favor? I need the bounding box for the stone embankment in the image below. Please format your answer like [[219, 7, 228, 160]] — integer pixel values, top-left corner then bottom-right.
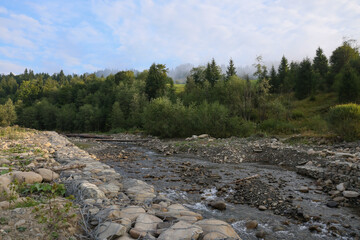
[[49, 131, 241, 239]]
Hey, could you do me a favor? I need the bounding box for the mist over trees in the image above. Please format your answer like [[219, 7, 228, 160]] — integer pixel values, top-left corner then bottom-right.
[[0, 40, 359, 138]]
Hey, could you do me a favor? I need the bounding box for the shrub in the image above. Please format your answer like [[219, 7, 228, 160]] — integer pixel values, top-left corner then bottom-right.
[[327, 103, 360, 141], [143, 97, 188, 138], [259, 119, 297, 134], [228, 117, 256, 137]]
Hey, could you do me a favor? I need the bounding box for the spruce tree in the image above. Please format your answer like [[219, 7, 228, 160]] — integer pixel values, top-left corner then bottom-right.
[[226, 58, 236, 79], [145, 63, 168, 100], [269, 65, 277, 93], [277, 56, 289, 93], [295, 58, 314, 99]]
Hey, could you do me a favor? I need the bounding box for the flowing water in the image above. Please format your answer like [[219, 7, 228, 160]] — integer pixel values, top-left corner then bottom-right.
[[98, 142, 360, 240]]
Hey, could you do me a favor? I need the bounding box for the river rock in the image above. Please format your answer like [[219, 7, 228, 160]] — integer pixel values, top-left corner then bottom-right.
[[198, 134, 209, 139], [123, 178, 156, 203], [156, 204, 202, 223], [255, 230, 266, 238], [13, 171, 43, 184], [343, 191, 360, 198], [132, 213, 162, 236], [94, 205, 121, 221], [208, 201, 227, 210], [245, 220, 258, 229], [35, 168, 59, 182], [0, 175, 11, 199], [119, 206, 146, 221], [195, 219, 240, 239], [336, 183, 345, 192], [299, 186, 309, 193], [78, 181, 106, 199], [258, 205, 267, 211], [97, 222, 126, 239], [158, 221, 203, 240]]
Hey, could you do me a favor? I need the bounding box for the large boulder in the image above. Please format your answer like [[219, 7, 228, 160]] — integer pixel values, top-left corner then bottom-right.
[[156, 204, 202, 223], [94, 205, 121, 221], [12, 171, 43, 184], [123, 178, 156, 203], [195, 219, 241, 239], [96, 222, 126, 239], [119, 206, 146, 221], [78, 182, 106, 200], [158, 221, 203, 240], [131, 213, 162, 237], [35, 168, 59, 182]]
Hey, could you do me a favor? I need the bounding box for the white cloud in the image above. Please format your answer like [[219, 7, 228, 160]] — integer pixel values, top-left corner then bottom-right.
[[0, 60, 25, 74], [91, 0, 360, 68]]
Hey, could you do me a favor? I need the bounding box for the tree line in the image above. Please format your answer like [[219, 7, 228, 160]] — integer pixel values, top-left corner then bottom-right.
[[0, 40, 359, 138]]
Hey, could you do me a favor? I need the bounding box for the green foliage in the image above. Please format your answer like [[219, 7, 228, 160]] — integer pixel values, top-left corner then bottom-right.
[[0, 98, 17, 126], [327, 103, 360, 141], [329, 40, 360, 88], [19, 183, 66, 196], [260, 119, 297, 134], [295, 58, 314, 99], [145, 63, 168, 100], [276, 56, 289, 93], [110, 101, 125, 129], [226, 58, 237, 80], [205, 58, 221, 86], [337, 65, 360, 103], [143, 97, 189, 138]]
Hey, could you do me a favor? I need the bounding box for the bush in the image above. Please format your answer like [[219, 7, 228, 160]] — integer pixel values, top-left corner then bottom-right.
[[192, 101, 229, 137], [327, 103, 360, 141], [259, 119, 297, 134], [228, 117, 256, 137], [143, 97, 188, 138]]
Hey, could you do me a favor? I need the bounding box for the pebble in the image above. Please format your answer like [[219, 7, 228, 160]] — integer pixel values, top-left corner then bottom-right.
[[245, 220, 258, 229], [326, 201, 339, 208], [255, 230, 266, 238], [258, 205, 267, 211]]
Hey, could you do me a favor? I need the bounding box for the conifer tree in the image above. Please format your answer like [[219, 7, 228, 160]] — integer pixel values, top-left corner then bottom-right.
[[226, 58, 237, 79]]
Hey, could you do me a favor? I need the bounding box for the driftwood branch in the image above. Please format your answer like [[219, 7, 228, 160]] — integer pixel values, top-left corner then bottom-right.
[[232, 174, 260, 184]]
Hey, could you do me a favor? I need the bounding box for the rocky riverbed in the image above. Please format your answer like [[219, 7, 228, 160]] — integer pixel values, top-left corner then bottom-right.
[[1, 129, 245, 240], [75, 133, 360, 239]]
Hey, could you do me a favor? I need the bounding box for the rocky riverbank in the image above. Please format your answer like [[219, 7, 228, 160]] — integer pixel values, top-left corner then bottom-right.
[[1, 128, 242, 240], [77, 132, 360, 239]]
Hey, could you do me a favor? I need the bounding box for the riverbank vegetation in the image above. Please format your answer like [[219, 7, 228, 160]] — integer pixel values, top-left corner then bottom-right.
[[0, 40, 359, 140]]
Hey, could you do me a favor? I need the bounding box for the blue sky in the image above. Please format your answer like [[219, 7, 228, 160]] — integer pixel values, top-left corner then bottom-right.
[[0, 0, 359, 74]]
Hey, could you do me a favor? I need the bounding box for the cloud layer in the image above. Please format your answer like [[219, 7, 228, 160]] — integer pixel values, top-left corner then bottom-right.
[[0, 0, 359, 74]]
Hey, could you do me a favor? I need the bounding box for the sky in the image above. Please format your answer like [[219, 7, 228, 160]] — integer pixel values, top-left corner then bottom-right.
[[0, 0, 359, 75]]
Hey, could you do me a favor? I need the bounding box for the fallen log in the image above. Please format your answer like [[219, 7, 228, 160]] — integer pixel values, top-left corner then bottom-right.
[[232, 174, 260, 184], [50, 164, 86, 172], [95, 139, 149, 142], [64, 133, 111, 139]]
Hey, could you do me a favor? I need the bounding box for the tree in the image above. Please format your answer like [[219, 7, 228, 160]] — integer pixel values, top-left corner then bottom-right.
[[329, 40, 360, 88], [110, 101, 125, 129], [189, 66, 206, 85], [145, 63, 168, 100], [0, 98, 16, 126], [313, 47, 329, 79], [338, 65, 360, 103], [226, 58, 237, 79], [114, 71, 135, 85], [295, 58, 314, 99], [277, 56, 289, 93], [205, 58, 221, 86], [269, 65, 277, 93]]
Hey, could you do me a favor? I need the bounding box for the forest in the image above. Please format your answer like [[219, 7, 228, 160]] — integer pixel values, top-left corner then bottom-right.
[[0, 40, 359, 140]]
